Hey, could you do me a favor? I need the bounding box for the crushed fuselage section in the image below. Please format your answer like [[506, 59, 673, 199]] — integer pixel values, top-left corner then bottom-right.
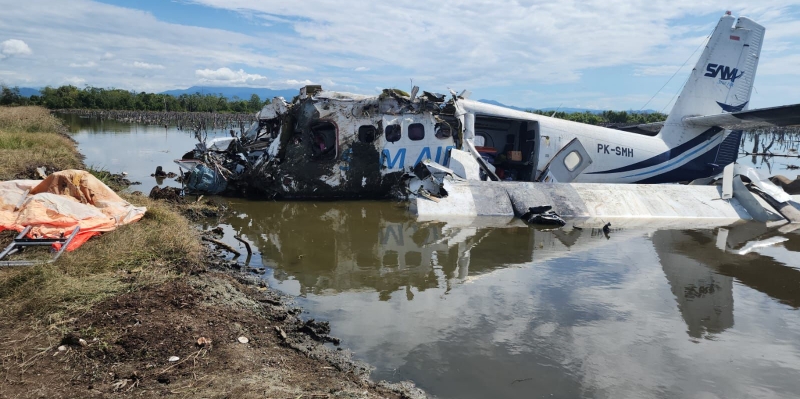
[[176, 87, 459, 199]]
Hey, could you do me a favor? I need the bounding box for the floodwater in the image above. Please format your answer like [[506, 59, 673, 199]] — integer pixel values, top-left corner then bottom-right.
[[63, 115, 800, 399]]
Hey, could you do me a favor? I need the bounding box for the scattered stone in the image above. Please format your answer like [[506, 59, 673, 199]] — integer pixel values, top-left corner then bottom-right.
[[154, 166, 167, 178], [168, 356, 180, 362], [275, 326, 287, 340], [57, 345, 67, 352], [237, 336, 249, 344], [79, 338, 88, 347]]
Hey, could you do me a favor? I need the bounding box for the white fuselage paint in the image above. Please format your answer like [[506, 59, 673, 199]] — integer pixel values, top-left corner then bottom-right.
[[377, 98, 726, 184]]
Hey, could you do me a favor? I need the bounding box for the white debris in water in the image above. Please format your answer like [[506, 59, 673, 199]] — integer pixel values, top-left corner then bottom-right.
[[237, 336, 249, 344], [168, 356, 180, 362], [362, 177, 367, 187], [320, 173, 341, 187]]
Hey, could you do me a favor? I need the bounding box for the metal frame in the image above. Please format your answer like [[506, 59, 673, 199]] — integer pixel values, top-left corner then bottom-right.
[[0, 226, 81, 267]]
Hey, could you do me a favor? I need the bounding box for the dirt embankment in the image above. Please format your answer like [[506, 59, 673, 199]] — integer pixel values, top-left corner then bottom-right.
[[0, 106, 425, 399]]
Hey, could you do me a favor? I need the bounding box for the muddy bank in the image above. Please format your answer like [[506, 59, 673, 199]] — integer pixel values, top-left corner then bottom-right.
[[1, 267, 424, 399]]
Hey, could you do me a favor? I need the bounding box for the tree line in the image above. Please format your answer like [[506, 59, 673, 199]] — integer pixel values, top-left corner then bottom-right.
[[1, 84, 667, 125], [530, 109, 667, 125], [0, 85, 270, 113]]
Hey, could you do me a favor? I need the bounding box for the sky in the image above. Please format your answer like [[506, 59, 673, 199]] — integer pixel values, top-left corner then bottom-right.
[[1, 0, 800, 110]]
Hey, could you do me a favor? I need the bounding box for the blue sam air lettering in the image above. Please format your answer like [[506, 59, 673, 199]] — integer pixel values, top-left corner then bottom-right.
[[381, 146, 455, 170], [381, 148, 406, 169], [704, 63, 744, 83]]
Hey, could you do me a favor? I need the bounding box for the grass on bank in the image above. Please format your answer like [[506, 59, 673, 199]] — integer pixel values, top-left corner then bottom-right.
[[0, 106, 203, 325], [0, 106, 83, 180]]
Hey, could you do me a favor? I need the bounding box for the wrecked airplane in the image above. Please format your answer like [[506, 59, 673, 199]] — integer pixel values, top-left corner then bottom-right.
[[176, 12, 800, 226]]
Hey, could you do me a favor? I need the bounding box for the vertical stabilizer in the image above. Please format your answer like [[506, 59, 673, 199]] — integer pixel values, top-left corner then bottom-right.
[[664, 13, 765, 133]]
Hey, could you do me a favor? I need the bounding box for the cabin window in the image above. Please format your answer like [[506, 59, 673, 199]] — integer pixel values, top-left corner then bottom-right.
[[435, 123, 452, 139], [358, 125, 376, 143], [564, 151, 581, 171], [310, 121, 337, 160], [385, 124, 401, 143], [408, 123, 425, 141]]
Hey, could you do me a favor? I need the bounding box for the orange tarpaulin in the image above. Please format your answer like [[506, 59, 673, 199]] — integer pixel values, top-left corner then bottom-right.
[[0, 170, 146, 251]]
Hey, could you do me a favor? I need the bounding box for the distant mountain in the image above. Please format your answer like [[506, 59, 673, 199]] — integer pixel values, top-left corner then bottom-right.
[[160, 86, 299, 101], [7, 87, 41, 97], [477, 99, 659, 114]]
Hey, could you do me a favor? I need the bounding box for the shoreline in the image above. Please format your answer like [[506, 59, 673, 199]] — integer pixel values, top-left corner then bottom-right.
[[0, 106, 426, 399]]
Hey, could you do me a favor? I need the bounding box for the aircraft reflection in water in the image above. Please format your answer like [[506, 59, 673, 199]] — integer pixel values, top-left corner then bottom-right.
[[221, 201, 619, 299], [222, 202, 800, 335], [654, 224, 800, 339]]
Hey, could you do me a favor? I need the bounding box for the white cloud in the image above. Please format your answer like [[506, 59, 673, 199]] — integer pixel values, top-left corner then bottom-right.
[[69, 61, 97, 68], [133, 61, 164, 69], [635, 65, 681, 76], [196, 67, 266, 83], [65, 76, 86, 86], [1, 0, 800, 108], [195, 67, 314, 88], [0, 39, 32, 59]]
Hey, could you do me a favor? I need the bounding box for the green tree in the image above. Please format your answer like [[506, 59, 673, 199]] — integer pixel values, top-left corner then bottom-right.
[[247, 94, 262, 112]]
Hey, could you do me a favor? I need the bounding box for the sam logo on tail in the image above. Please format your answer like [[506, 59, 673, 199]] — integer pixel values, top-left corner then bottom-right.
[[704, 63, 745, 82]]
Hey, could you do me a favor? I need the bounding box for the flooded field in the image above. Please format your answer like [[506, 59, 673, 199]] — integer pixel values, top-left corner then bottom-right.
[[64, 115, 800, 399]]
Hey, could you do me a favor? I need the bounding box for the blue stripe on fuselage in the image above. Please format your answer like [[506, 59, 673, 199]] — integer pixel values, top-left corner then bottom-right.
[[622, 136, 722, 178], [585, 127, 723, 175], [633, 140, 728, 183]]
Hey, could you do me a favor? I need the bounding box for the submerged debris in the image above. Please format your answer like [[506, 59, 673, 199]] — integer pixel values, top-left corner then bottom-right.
[[521, 206, 567, 227]]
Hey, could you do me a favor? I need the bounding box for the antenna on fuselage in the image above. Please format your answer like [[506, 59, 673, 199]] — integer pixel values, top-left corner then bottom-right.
[[550, 103, 562, 117]]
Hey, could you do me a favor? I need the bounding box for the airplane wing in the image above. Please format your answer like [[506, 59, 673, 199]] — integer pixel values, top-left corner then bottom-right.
[[684, 103, 800, 130], [612, 121, 664, 135]]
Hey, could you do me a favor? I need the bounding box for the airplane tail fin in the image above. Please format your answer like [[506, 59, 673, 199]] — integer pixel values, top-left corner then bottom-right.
[[663, 13, 765, 130]]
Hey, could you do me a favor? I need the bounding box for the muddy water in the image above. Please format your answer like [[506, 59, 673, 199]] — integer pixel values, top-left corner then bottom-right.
[[59, 113, 227, 189], [64, 116, 800, 399]]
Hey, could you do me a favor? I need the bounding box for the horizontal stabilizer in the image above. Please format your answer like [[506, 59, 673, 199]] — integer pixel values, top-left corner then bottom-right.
[[684, 103, 800, 129]]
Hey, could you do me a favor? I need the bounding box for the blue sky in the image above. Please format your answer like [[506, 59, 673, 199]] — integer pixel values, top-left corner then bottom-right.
[[1, 0, 799, 110]]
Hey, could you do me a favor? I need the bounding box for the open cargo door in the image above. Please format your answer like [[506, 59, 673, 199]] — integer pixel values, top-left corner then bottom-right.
[[537, 138, 593, 183]]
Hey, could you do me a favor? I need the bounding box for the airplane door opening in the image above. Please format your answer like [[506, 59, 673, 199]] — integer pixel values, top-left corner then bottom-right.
[[473, 116, 538, 181]]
